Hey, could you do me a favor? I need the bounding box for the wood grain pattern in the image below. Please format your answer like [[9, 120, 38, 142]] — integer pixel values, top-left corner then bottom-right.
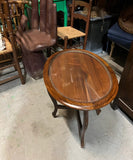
[[43, 49, 118, 110], [112, 43, 133, 120], [0, 0, 25, 85], [0, 0, 27, 64]]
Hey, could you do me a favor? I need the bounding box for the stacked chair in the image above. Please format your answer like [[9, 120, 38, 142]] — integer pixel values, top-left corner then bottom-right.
[[0, 0, 27, 85]]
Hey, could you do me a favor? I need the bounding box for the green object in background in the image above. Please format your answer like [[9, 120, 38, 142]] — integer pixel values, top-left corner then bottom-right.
[[53, 0, 68, 26], [24, 0, 68, 27], [24, 3, 32, 28]]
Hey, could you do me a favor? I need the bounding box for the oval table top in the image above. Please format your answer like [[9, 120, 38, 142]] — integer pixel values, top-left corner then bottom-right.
[[43, 49, 118, 110]]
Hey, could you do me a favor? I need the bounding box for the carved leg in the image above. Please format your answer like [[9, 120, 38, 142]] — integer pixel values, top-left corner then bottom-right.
[[76, 110, 82, 137], [81, 111, 89, 147], [48, 92, 58, 118], [96, 109, 101, 115], [76, 110, 89, 148], [110, 99, 118, 110], [48, 92, 68, 117]]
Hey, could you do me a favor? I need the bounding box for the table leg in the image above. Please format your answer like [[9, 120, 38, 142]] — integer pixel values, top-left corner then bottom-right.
[[76, 110, 89, 148], [96, 109, 101, 115], [48, 92, 68, 118], [48, 92, 58, 117]]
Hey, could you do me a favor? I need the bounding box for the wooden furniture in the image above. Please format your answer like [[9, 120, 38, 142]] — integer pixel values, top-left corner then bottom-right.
[[17, 0, 57, 52], [0, 0, 28, 68], [112, 43, 133, 121], [8, 0, 28, 31], [25, 0, 67, 27], [43, 49, 118, 147], [57, 0, 92, 49], [107, 23, 133, 57], [16, 0, 57, 79], [0, 0, 25, 85]]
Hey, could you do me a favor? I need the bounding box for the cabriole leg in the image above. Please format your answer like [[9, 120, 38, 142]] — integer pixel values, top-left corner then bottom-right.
[[76, 110, 89, 148]]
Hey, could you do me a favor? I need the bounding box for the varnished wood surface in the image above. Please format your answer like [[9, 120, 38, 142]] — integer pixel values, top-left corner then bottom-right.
[[112, 43, 133, 120], [0, 0, 25, 84], [43, 49, 118, 110]]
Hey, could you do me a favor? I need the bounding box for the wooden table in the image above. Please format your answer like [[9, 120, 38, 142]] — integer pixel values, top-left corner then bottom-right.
[[43, 49, 118, 147]]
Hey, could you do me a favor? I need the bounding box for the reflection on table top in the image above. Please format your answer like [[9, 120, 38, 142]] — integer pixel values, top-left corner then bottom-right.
[[43, 49, 118, 110]]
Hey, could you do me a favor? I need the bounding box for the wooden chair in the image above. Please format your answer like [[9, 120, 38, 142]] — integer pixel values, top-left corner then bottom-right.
[[0, 0, 28, 64], [0, 0, 25, 85], [9, 0, 28, 32], [16, 0, 57, 52], [57, 0, 92, 49]]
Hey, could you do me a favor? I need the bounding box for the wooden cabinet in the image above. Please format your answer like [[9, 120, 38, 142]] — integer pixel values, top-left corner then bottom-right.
[[112, 43, 133, 121]]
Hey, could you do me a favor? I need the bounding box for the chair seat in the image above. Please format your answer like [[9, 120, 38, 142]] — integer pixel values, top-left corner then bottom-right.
[[57, 26, 86, 40], [107, 23, 133, 49], [19, 29, 56, 52], [0, 38, 13, 55]]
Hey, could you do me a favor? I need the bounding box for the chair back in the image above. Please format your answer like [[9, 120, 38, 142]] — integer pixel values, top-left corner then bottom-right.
[[0, 0, 25, 85], [71, 0, 92, 34], [0, 0, 17, 56], [0, 0, 27, 63], [0, 0, 26, 37]]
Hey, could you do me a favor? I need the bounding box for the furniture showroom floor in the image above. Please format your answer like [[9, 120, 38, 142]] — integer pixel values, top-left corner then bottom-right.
[[0, 55, 133, 160]]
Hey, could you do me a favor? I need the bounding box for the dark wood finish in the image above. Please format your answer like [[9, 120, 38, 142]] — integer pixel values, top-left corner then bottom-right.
[[0, 1, 27, 65], [64, 36, 68, 49], [0, 0, 27, 38], [96, 109, 101, 115], [0, 0, 25, 85], [44, 49, 118, 110], [57, 0, 92, 49], [16, 0, 57, 52], [112, 44, 133, 121], [76, 110, 89, 148], [48, 92, 68, 118], [16, 0, 57, 79], [43, 49, 118, 147]]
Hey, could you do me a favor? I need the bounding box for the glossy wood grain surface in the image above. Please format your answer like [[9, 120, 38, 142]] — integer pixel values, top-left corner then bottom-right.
[[43, 49, 118, 110]]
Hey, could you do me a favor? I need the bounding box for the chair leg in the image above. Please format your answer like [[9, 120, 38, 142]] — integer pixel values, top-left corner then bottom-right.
[[11, 54, 17, 71], [47, 48, 51, 57], [16, 61, 25, 84], [110, 42, 115, 57], [83, 35, 87, 50], [64, 36, 68, 49], [13, 53, 25, 84], [96, 109, 101, 115]]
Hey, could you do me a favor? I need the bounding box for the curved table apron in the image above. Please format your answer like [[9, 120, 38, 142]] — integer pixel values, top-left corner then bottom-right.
[[43, 49, 118, 148]]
